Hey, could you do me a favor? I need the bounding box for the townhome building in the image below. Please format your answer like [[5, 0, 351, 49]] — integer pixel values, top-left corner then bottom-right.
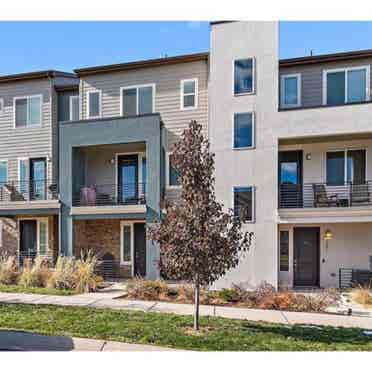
[[1, 21, 372, 289]]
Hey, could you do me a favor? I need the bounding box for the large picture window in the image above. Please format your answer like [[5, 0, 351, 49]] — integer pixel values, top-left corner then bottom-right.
[[14, 95, 42, 127]]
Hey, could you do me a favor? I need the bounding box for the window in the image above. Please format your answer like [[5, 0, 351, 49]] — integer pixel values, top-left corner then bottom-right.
[[166, 153, 180, 188], [38, 219, 48, 255], [234, 58, 254, 95], [14, 95, 42, 127], [0, 221, 2, 247], [121, 223, 133, 264], [0, 160, 7, 186], [233, 186, 254, 222], [326, 149, 366, 185], [0, 98, 4, 113], [280, 162, 298, 185], [121, 85, 155, 116], [323, 66, 370, 105], [19, 158, 29, 195], [281, 74, 301, 108], [69, 95, 79, 121], [279, 230, 289, 272], [87, 91, 101, 118], [181, 78, 198, 109], [233, 112, 254, 149]]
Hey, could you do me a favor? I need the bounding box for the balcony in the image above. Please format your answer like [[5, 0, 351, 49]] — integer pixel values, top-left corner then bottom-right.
[[72, 183, 146, 207]]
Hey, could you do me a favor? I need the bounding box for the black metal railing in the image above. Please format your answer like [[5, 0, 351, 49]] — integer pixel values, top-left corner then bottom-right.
[[279, 181, 372, 209], [73, 183, 146, 207], [339, 268, 372, 289], [0, 179, 58, 202]]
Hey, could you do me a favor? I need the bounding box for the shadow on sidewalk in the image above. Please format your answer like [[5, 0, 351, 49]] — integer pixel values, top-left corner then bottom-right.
[[0, 330, 74, 351]]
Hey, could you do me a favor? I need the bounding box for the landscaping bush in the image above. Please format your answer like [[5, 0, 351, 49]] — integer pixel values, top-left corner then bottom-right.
[[47, 256, 76, 290], [126, 277, 170, 301], [0, 256, 19, 285], [19, 257, 52, 288], [74, 252, 103, 293], [351, 286, 372, 306]]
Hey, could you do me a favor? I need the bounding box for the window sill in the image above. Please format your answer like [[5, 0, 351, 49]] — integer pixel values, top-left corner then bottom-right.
[[180, 106, 198, 111], [14, 124, 42, 129], [234, 91, 255, 97], [279, 99, 372, 112], [233, 146, 255, 151]]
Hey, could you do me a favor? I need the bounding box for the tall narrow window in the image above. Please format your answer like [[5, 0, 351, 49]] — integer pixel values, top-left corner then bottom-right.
[[0, 160, 7, 186], [281, 74, 301, 108], [15, 96, 41, 127], [279, 231, 289, 272], [69, 95, 79, 121], [121, 223, 133, 264], [38, 220, 48, 255], [121, 85, 154, 116], [181, 78, 198, 109], [233, 186, 254, 222], [233, 112, 254, 149], [19, 158, 29, 195], [234, 58, 254, 95], [87, 91, 101, 118]]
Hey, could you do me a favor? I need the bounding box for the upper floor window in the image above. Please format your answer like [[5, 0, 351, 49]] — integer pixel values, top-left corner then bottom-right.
[[180, 78, 198, 110], [281, 74, 301, 108], [233, 186, 254, 223], [0, 98, 4, 114], [69, 95, 79, 121], [166, 152, 180, 188], [323, 66, 370, 105], [234, 58, 254, 95], [233, 112, 254, 149], [87, 90, 101, 118], [14, 95, 42, 128], [121, 84, 155, 117]]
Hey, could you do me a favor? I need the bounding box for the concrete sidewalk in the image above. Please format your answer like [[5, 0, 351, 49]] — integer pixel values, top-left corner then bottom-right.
[[0, 330, 175, 351], [0, 290, 372, 330]]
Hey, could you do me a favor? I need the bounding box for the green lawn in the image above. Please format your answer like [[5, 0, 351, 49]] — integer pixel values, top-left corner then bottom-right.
[[0, 285, 76, 296], [0, 303, 371, 351]]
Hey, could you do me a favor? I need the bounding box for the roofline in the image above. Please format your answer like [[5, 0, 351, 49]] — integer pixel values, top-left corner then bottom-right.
[[74, 52, 209, 76], [0, 70, 76, 84], [280, 49, 372, 67], [210, 21, 236, 26]]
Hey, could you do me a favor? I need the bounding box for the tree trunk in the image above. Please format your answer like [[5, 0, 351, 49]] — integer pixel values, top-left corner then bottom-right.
[[194, 277, 200, 331]]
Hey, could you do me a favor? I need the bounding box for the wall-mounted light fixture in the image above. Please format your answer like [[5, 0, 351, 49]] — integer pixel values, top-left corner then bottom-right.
[[306, 153, 312, 160], [324, 229, 333, 249]]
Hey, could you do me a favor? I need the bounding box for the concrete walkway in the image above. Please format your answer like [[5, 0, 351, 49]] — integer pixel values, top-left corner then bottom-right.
[[1, 290, 372, 330], [0, 330, 174, 351]]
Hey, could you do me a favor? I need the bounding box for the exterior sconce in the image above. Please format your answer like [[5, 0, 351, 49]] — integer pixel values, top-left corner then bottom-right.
[[110, 158, 115, 165], [306, 153, 311, 160], [324, 229, 333, 240]]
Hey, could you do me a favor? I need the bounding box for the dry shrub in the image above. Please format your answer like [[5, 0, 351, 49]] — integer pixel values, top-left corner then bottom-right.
[[47, 256, 76, 290], [19, 257, 52, 288], [0, 256, 19, 285], [176, 284, 195, 303], [74, 252, 102, 293], [351, 286, 372, 306], [126, 277, 169, 301]]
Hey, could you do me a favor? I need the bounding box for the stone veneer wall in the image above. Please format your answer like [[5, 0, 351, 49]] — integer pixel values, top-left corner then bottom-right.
[[74, 219, 131, 277]]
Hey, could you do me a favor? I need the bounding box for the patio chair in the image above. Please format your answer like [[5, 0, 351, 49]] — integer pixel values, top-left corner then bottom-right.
[[2, 183, 26, 201], [350, 183, 370, 206], [312, 184, 339, 208]]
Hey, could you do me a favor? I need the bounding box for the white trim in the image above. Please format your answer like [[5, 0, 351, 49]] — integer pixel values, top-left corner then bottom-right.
[[180, 78, 198, 110], [0, 98, 4, 114], [233, 57, 256, 96], [120, 221, 134, 269], [87, 90, 102, 119], [120, 84, 156, 116], [232, 185, 255, 223], [13, 94, 43, 128], [324, 147, 367, 184], [17, 157, 29, 186], [322, 65, 370, 105], [166, 152, 181, 189], [69, 95, 79, 121], [0, 159, 9, 185], [232, 111, 255, 150], [280, 73, 302, 108]]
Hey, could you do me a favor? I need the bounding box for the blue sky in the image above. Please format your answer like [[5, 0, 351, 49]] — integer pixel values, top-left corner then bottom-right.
[[0, 21, 372, 75]]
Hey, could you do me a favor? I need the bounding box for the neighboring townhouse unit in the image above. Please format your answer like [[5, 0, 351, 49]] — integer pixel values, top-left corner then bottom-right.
[[210, 21, 372, 289], [1, 21, 372, 289], [0, 70, 78, 263]]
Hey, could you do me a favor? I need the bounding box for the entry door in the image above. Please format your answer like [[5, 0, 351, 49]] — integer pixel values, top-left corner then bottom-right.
[[117, 155, 138, 204], [293, 227, 320, 287], [30, 158, 46, 200], [134, 223, 146, 276], [19, 220, 37, 263], [278, 151, 303, 208]]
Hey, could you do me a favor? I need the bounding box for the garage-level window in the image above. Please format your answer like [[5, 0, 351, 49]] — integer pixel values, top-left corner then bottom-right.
[[121, 223, 133, 265], [233, 186, 254, 223], [279, 230, 289, 272]]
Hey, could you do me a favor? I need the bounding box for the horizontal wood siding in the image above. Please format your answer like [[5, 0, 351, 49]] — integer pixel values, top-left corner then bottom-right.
[[0, 79, 53, 180], [280, 57, 372, 108]]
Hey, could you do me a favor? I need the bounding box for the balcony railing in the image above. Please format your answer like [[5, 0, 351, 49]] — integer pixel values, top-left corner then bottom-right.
[[0, 179, 58, 202], [339, 268, 372, 289], [279, 181, 372, 209], [72, 183, 146, 207]]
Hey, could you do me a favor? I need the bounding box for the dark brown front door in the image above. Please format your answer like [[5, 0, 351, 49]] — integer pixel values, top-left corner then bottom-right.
[[134, 223, 146, 276], [293, 227, 320, 287], [19, 220, 37, 264]]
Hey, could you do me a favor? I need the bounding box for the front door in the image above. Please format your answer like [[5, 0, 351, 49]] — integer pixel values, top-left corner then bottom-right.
[[19, 220, 37, 263], [278, 150, 303, 208], [293, 227, 320, 287], [30, 158, 46, 200], [134, 223, 146, 276], [117, 155, 138, 204]]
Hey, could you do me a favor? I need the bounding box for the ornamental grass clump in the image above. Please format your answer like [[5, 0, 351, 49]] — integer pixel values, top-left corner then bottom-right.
[[47, 256, 76, 290], [0, 256, 19, 285], [74, 251, 102, 293], [19, 257, 52, 288]]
